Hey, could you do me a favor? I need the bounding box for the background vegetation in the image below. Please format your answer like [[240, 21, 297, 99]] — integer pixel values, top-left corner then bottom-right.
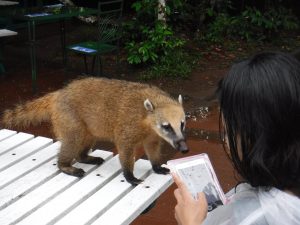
[[46, 0, 299, 79], [121, 0, 299, 79]]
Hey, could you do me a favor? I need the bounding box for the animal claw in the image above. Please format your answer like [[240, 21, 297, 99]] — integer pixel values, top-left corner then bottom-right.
[[92, 157, 105, 165], [128, 177, 143, 186], [73, 168, 85, 177], [124, 171, 143, 186], [152, 165, 170, 174]]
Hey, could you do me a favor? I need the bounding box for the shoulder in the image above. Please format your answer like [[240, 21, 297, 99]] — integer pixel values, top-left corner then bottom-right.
[[203, 183, 267, 225]]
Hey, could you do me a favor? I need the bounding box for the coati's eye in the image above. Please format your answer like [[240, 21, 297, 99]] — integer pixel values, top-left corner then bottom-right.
[[181, 121, 185, 131], [161, 123, 173, 132]]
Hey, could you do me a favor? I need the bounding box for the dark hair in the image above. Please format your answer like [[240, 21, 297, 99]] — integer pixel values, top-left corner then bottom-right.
[[217, 51, 300, 193]]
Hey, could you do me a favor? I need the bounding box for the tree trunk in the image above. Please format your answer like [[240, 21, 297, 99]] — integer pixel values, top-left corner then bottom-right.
[[158, 0, 166, 23]]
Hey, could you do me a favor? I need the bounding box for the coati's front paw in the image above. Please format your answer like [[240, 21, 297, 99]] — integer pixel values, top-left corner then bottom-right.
[[127, 177, 143, 186], [124, 171, 143, 186], [60, 166, 85, 177], [78, 156, 104, 165], [73, 168, 85, 177], [152, 164, 170, 175]]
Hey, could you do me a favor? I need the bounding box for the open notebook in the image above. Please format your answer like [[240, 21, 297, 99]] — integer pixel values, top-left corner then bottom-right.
[[167, 153, 228, 211]]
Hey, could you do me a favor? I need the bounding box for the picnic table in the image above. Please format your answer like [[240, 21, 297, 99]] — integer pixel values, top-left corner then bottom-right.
[[9, 4, 98, 92], [0, 129, 173, 225]]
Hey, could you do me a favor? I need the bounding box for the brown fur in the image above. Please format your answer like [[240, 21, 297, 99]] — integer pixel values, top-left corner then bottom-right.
[[1, 77, 186, 184]]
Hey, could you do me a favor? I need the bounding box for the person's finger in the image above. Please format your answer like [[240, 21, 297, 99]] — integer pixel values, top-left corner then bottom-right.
[[172, 172, 194, 200], [171, 172, 181, 185], [172, 173, 188, 191], [197, 192, 208, 211], [197, 192, 207, 202], [174, 205, 181, 225], [174, 188, 183, 202]]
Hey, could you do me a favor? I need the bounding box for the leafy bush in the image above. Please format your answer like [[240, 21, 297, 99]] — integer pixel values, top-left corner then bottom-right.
[[167, 0, 233, 32], [125, 22, 185, 64], [201, 6, 299, 43], [123, 0, 185, 65], [139, 48, 199, 80]]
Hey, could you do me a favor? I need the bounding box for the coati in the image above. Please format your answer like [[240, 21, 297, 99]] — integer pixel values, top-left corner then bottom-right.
[[1, 77, 188, 185]]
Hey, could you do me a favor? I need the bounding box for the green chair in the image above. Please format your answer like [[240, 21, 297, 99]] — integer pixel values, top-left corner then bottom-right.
[[66, 0, 124, 76]]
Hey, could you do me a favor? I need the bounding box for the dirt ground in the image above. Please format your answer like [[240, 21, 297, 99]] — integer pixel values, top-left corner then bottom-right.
[[1, 20, 243, 224]]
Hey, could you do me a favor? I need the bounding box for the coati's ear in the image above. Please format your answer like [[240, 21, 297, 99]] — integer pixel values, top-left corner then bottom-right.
[[178, 94, 183, 105], [144, 99, 154, 112]]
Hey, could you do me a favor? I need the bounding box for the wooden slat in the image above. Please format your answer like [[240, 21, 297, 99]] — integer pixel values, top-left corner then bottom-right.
[[0, 158, 58, 210], [91, 173, 173, 225], [0, 141, 59, 189], [0, 142, 61, 209], [54, 159, 153, 225], [0, 136, 53, 172], [0, 132, 34, 156], [0, 150, 113, 225], [0, 129, 17, 141], [18, 155, 120, 225]]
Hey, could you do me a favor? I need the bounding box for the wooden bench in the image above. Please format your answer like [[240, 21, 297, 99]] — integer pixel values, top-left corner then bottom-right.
[[0, 129, 173, 225]]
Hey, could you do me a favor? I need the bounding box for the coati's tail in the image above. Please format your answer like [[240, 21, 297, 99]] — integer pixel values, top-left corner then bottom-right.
[[1, 92, 57, 128]]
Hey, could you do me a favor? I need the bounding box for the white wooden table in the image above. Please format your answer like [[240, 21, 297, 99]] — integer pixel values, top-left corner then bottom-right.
[[0, 129, 173, 225], [0, 1, 19, 6], [0, 29, 18, 38]]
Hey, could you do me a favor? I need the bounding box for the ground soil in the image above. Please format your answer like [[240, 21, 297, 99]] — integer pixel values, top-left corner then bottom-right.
[[1, 19, 296, 225]]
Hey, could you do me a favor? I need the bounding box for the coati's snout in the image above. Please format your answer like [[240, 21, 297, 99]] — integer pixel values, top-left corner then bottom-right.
[[174, 139, 189, 154]]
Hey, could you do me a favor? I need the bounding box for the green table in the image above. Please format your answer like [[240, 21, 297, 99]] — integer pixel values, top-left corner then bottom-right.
[[12, 4, 98, 92]]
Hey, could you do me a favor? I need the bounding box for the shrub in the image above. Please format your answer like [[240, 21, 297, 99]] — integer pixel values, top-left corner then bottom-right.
[[123, 0, 185, 65], [125, 22, 185, 64], [201, 6, 299, 43], [139, 48, 199, 80]]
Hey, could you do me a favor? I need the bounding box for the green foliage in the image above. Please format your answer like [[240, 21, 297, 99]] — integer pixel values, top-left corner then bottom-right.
[[201, 13, 232, 43], [125, 22, 185, 64], [131, 0, 157, 23], [201, 6, 299, 43], [123, 0, 185, 66], [139, 48, 199, 80], [167, 0, 234, 32]]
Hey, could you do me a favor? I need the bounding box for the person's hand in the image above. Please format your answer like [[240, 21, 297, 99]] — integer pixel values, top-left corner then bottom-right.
[[173, 173, 208, 225]]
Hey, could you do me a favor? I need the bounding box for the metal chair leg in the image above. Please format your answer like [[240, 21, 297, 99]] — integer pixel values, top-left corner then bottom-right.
[[60, 19, 66, 66], [0, 40, 5, 77], [28, 20, 37, 93], [95, 54, 102, 77], [99, 56, 103, 77], [91, 56, 96, 74], [84, 55, 88, 75], [116, 48, 121, 75], [0, 64, 5, 77]]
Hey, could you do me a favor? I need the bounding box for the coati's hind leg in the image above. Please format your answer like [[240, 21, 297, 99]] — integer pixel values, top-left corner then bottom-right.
[[117, 143, 142, 186], [144, 139, 170, 175], [58, 134, 105, 177], [54, 117, 103, 177], [58, 140, 86, 177]]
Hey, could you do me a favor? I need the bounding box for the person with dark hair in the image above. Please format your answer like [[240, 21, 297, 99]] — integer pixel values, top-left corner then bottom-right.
[[173, 51, 300, 225]]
